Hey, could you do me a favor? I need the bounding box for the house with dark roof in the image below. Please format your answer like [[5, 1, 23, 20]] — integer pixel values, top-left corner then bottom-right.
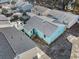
[[0, 32, 15, 59], [23, 16, 65, 44], [0, 14, 13, 28], [0, 27, 51, 59], [32, 5, 78, 28], [47, 9, 79, 28]]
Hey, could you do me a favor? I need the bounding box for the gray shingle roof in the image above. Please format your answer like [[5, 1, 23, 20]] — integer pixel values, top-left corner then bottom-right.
[[0, 32, 15, 59], [0, 27, 36, 55], [24, 16, 57, 36], [0, 15, 10, 25]]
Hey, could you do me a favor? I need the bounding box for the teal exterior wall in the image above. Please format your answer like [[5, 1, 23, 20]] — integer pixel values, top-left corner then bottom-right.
[[23, 28, 33, 37], [23, 24, 66, 44], [34, 25, 66, 44], [45, 25, 66, 44]]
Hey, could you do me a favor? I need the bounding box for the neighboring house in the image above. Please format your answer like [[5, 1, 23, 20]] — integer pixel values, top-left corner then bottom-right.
[[0, 27, 36, 58], [32, 5, 78, 28], [23, 16, 65, 44], [47, 9, 78, 28], [32, 5, 50, 16], [15, 47, 51, 59], [0, 32, 15, 59], [0, 14, 13, 28], [15, 1, 33, 12], [67, 35, 79, 59], [0, 27, 51, 59]]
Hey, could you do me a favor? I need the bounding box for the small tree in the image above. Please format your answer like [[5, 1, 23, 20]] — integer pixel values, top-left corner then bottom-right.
[[1, 8, 8, 15], [11, 0, 16, 4]]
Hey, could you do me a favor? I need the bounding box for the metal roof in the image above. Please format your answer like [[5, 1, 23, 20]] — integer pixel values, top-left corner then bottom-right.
[[32, 5, 48, 15]]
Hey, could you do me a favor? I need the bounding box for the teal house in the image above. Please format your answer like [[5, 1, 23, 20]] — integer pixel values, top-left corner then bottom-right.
[[23, 16, 66, 44]]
